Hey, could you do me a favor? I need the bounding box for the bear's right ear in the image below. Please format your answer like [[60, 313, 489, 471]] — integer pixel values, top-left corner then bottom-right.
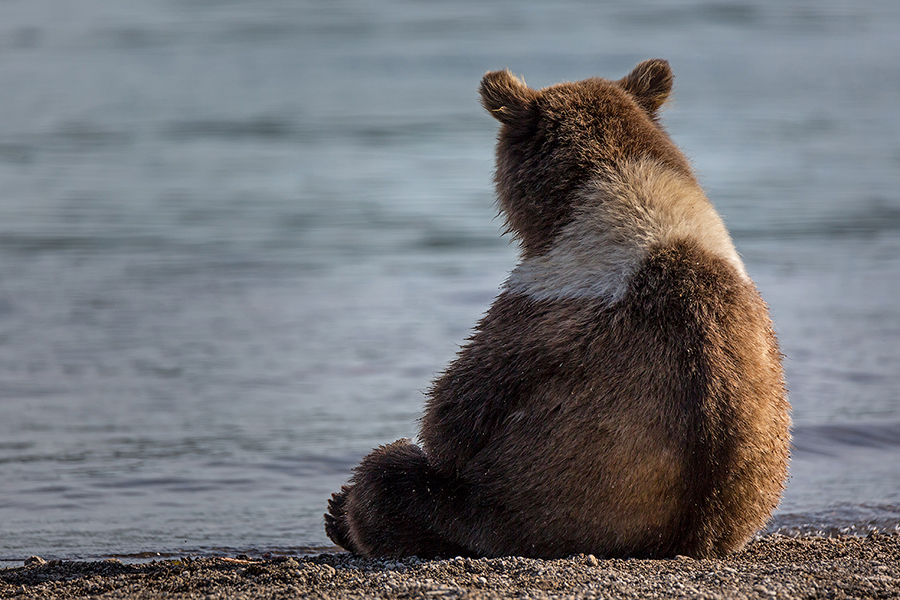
[[479, 70, 538, 127], [619, 59, 673, 116]]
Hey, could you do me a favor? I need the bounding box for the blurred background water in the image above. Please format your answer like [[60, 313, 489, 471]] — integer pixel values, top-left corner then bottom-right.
[[1, 0, 899, 564]]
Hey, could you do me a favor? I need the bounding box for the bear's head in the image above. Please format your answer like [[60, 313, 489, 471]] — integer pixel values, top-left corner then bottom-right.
[[479, 59, 693, 257]]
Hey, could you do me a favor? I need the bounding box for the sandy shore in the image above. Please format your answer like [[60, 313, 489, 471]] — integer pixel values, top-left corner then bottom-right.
[[2, 533, 898, 599]]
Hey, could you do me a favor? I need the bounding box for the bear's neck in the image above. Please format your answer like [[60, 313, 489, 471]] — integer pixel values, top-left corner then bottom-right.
[[505, 158, 747, 304]]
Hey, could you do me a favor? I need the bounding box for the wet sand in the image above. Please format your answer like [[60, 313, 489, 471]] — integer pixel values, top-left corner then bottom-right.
[[2, 533, 898, 599]]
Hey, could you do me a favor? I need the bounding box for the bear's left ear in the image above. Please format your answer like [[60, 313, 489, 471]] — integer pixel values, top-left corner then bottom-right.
[[479, 70, 538, 128], [619, 58, 673, 115]]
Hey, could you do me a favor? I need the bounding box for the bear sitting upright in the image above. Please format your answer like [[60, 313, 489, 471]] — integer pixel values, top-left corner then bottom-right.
[[324, 59, 791, 560]]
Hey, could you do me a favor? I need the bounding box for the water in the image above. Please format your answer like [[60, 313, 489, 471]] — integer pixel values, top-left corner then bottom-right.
[[1, 0, 899, 564]]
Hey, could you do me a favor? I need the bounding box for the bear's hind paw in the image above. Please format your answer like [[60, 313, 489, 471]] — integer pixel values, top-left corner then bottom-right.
[[324, 485, 358, 553]]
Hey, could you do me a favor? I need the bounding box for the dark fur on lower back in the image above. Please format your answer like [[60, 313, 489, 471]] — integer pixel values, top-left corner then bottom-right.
[[326, 240, 789, 559]]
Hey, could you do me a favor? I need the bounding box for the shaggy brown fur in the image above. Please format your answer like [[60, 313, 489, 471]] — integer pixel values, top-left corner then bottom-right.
[[324, 59, 790, 560]]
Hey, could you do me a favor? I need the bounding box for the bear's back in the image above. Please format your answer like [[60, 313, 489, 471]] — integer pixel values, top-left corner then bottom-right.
[[448, 230, 787, 558], [422, 156, 788, 557]]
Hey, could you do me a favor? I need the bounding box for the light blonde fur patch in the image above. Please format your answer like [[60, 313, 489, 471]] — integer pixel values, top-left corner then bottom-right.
[[506, 159, 747, 303]]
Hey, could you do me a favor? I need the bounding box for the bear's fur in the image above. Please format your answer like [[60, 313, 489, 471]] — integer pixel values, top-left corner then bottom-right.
[[324, 59, 791, 560]]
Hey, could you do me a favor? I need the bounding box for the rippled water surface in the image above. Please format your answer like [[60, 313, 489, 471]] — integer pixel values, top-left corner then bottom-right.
[[2, 0, 900, 564]]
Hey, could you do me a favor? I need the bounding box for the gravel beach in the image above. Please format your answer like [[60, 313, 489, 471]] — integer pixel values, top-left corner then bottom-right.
[[2, 533, 898, 599]]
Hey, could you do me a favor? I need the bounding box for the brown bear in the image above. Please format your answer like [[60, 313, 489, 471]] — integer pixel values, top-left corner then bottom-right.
[[324, 59, 791, 560]]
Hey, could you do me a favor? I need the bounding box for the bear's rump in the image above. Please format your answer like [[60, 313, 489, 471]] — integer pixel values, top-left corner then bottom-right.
[[466, 402, 688, 557]]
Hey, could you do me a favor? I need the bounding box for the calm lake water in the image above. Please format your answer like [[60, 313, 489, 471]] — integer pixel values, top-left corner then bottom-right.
[[2, 0, 899, 564]]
